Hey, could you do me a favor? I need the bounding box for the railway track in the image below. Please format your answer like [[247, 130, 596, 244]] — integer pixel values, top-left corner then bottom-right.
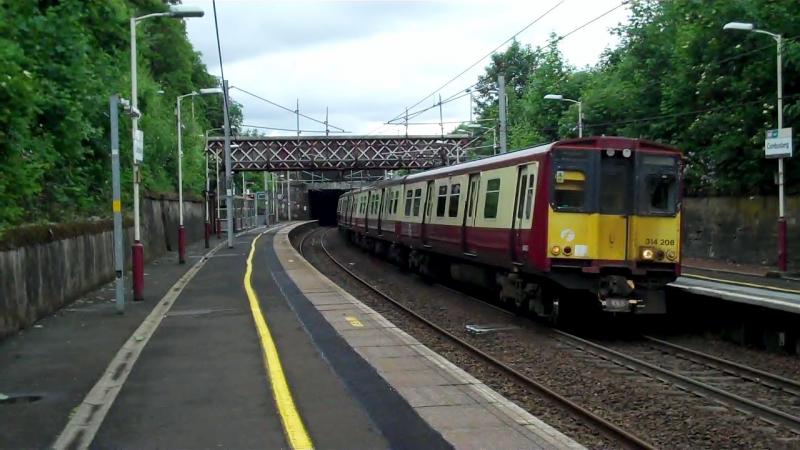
[[303, 226, 655, 450], [301, 225, 800, 447], [553, 332, 800, 435]]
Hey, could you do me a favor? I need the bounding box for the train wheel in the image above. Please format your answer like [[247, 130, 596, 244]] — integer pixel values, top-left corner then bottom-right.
[[512, 294, 529, 314]]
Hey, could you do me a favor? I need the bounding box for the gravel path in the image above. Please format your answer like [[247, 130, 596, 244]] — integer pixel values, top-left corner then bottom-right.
[[298, 226, 800, 449]]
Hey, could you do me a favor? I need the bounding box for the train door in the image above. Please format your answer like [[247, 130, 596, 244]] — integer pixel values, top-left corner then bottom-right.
[[598, 155, 631, 261], [511, 164, 538, 263], [377, 188, 385, 235], [421, 180, 434, 247], [462, 173, 481, 255]]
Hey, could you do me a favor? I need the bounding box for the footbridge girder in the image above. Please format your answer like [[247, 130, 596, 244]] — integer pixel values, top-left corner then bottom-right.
[[206, 135, 471, 171]]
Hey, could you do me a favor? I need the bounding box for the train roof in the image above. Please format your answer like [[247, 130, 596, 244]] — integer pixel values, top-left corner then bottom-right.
[[344, 136, 679, 194]]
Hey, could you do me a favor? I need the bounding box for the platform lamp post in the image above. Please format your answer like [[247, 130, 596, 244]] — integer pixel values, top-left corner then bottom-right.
[[176, 88, 222, 263], [544, 94, 582, 138], [130, 4, 204, 299], [202, 127, 223, 248], [724, 22, 789, 272]]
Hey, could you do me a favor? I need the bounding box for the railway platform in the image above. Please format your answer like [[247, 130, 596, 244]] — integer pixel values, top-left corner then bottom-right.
[[0, 222, 582, 449], [673, 262, 800, 315]]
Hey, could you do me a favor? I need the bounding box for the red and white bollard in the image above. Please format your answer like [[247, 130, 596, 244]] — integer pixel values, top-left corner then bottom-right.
[[132, 240, 144, 301], [778, 217, 788, 272], [178, 225, 186, 264]]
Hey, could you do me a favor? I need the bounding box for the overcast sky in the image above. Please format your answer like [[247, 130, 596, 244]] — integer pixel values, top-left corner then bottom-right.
[[184, 0, 630, 136]]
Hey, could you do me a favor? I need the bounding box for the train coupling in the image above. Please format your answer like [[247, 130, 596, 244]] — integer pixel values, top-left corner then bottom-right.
[[597, 274, 667, 314], [597, 275, 641, 313]]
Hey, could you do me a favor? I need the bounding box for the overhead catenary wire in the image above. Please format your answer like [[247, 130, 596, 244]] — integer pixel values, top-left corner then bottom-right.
[[384, 0, 566, 126], [583, 92, 800, 130], [241, 124, 348, 134], [383, 1, 629, 134], [231, 86, 349, 132]]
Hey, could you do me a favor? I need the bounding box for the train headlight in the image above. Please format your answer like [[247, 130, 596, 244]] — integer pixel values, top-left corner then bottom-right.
[[551, 246, 561, 256], [640, 247, 655, 260], [666, 249, 676, 261]]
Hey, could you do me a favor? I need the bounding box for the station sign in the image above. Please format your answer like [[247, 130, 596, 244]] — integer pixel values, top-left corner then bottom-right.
[[765, 127, 792, 159], [133, 130, 144, 163]]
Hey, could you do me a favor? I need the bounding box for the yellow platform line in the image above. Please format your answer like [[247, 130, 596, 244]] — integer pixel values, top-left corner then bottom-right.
[[245, 232, 314, 450], [682, 273, 800, 295]]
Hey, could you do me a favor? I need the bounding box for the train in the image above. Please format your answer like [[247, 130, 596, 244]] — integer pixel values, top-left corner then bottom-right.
[[336, 136, 683, 320]]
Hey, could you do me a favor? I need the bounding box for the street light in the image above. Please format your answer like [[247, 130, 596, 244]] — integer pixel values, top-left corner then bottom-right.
[[724, 21, 789, 271], [176, 88, 222, 263], [129, 4, 204, 300], [202, 128, 223, 247], [544, 94, 583, 138]]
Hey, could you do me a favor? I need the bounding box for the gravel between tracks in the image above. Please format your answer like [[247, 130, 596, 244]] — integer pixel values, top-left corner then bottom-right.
[[297, 226, 800, 449], [653, 333, 800, 381]]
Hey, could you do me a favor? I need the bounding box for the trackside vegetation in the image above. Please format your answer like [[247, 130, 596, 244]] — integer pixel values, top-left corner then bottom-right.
[[471, 0, 798, 196], [0, 0, 241, 231]]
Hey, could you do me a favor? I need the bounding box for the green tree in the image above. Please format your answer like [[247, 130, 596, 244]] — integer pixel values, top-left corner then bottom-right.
[[0, 0, 235, 229]]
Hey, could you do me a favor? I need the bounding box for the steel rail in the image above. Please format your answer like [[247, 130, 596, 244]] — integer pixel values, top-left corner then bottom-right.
[[642, 335, 800, 395], [311, 227, 655, 450], [554, 330, 800, 435]]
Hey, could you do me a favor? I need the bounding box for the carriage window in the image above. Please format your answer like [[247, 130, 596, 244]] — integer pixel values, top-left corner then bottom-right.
[[412, 188, 422, 216], [392, 191, 399, 214], [448, 184, 460, 217], [553, 170, 585, 210], [436, 185, 448, 217], [483, 178, 501, 219], [525, 174, 535, 219], [517, 175, 528, 219], [404, 189, 413, 216]]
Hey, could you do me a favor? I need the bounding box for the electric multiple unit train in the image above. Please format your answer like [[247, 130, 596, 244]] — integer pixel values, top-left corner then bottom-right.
[[337, 136, 683, 319]]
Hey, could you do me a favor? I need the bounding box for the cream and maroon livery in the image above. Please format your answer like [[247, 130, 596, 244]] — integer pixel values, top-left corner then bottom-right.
[[338, 137, 683, 315]]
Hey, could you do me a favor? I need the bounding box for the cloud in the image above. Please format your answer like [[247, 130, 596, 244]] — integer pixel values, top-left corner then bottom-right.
[[186, 0, 630, 135]]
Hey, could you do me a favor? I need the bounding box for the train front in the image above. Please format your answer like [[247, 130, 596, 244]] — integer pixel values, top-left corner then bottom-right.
[[544, 137, 682, 314]]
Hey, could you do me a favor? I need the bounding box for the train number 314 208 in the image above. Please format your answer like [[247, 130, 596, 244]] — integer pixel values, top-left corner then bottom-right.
[[645, 238, 675, 246]]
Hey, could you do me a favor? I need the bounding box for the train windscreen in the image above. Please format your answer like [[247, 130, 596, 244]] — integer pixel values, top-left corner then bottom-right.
[[552, 148, 680, 216]]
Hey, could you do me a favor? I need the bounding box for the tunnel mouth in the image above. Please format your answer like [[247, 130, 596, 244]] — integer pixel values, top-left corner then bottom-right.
[[308, 189, 347, 226]]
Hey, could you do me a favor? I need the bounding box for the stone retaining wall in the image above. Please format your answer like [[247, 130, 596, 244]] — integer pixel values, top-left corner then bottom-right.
[[683, 195, 798, 270], [0, 197, 205, 338]]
